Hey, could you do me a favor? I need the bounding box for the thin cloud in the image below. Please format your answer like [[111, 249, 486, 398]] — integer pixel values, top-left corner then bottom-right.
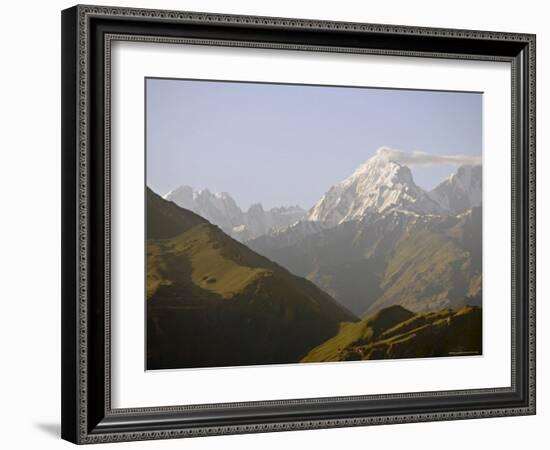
[[377, 147, 481, 167]]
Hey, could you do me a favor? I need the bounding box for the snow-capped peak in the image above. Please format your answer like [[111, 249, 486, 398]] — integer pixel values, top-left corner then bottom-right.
[[428, 164, 482, 214], [164, 185, 306, 241], [308, 147, 443, 226], [343, 147, 415, 189]]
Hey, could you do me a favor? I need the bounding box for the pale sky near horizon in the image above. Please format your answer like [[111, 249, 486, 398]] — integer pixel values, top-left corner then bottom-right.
[[146, 78, 482, 210]]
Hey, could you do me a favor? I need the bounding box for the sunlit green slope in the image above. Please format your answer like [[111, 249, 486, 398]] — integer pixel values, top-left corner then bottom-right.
[[302, 305, 481, 362]]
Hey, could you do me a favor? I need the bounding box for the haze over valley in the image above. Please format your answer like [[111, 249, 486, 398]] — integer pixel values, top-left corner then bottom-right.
[[147, 147, 483, 369], [162, 147, 482, 316]]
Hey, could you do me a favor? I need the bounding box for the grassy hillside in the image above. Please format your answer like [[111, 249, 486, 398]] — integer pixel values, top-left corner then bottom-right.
[[146, 188, 357, 370], [366, 207, 482, 314], [302, 305, 482, 363]]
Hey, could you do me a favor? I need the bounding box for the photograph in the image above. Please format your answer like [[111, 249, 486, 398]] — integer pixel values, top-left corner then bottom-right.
[[145, 78, 483, 370]]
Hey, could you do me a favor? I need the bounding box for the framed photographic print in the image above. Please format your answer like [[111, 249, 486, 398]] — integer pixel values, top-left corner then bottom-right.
[[61, 5, 536, 444]]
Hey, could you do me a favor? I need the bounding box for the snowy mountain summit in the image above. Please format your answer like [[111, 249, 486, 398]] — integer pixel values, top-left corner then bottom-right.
[[163, 147, 482, 242], [164, 186, 305, 241], [165, 186, 243, 229], [428, 164, 482, 214], [308, 147, 444, 226]]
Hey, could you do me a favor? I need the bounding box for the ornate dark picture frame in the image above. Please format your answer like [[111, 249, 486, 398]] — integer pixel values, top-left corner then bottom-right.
[[61, 4, 536, 444]]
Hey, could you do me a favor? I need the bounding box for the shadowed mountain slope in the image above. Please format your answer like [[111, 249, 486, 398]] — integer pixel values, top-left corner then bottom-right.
[[146, 188, 357, 370]]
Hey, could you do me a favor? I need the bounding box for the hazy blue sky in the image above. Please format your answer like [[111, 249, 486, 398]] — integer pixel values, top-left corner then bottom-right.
[[146, 78, 482, 210]]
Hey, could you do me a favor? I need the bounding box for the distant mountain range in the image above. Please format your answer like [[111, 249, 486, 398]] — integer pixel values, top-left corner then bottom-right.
[[164, 185, 305, 241], [308, 147, 481, 224], [157, 147, 482, 318], [248, 148, 482, 316]]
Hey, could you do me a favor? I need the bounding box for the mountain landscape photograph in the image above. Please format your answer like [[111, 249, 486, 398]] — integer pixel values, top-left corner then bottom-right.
[[145, 78, 483, 370]]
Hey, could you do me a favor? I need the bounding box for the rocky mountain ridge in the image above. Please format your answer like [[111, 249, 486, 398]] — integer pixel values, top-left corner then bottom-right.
[[164, 185, 306, 241], [308, 147, 445, 225]]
